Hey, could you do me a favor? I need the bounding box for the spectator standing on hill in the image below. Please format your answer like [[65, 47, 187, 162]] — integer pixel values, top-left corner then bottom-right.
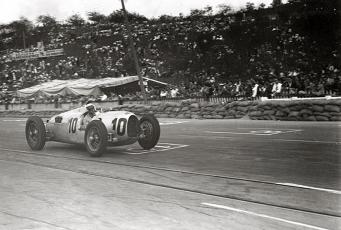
[[271, 79, 282, 97], [325, 75, 335, 95], [53, 96, 59, 108], [234, 80, 241, 97], [203, 82, 213, 102], [170, 87, 179, 98], [118, 94, 123, 105], [4, 92, 10, 110], [265, 82, 273, 98], [336, 75, 341, 95], [252, 81, 259, 99], [100, 93, 108, 101], [258, 84, 267, 97], [160, 89, 168, 99], [313, 80, 325, 96]]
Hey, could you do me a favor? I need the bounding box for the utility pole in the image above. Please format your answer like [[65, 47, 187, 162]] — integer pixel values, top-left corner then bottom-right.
[[120, 0, 147, 104], [22, 31, 26, 49]]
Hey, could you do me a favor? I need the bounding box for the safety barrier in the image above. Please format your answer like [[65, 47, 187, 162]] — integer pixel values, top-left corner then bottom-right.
[[0, 97, 340, 121]]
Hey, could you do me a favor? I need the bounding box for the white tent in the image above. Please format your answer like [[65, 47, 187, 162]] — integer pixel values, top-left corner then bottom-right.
[[17, 76, 141, 98]]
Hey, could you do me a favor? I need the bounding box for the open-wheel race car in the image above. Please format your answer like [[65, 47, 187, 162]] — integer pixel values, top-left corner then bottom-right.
[[25, 104, 160, 157]]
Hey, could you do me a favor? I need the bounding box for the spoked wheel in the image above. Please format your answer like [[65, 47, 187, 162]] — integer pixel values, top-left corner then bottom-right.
[[25, 116, 46, 150], [138, 115, 160, 150], [84, 120, 108, 157]]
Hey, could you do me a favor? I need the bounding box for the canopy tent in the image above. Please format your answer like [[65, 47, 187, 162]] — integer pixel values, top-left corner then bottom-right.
[[16, 76, 168, 98]]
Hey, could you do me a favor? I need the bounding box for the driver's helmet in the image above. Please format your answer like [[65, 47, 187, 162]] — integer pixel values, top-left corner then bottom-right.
[[85, 103, 96, 116]]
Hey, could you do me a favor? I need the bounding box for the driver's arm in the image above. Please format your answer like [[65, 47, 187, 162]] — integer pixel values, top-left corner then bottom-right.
[[79, 112, 89, 130]]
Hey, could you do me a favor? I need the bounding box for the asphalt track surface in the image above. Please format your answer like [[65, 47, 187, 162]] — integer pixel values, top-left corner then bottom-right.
[[0, 117, 340, 230]]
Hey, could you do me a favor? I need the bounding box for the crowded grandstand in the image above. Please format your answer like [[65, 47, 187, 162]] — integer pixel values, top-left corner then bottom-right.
[[0, 0, 339, 105]]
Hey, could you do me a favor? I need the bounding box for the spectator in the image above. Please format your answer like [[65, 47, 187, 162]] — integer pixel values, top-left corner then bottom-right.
[[251, 81, 259, 99], [100, 93, 108, 101], [160, 89, 168, 99], [170, 87, 179, 98], [202, 82, 213, 102], [0, 0, 338, 101], [118, 94, 123, 105], [271, 79, 282, 97]]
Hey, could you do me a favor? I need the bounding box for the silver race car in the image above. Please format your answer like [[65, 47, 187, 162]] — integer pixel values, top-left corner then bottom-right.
[[25, 104, 160, 157]]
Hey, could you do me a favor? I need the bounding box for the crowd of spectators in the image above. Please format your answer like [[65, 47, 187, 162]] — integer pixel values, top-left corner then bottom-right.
[[0, 0, 340, 104]]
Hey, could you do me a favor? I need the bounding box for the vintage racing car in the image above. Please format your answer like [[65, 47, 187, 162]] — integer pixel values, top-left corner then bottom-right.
[[25, 104, 160, 157]]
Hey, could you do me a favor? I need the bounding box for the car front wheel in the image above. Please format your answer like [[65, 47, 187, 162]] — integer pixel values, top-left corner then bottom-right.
[[138, 115, 160, 150], [84, 120, 108, 157], [25, 116, 46, 150]]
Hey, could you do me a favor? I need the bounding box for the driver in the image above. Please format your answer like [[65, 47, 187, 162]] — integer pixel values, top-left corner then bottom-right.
[[79, 103, 97, 130]]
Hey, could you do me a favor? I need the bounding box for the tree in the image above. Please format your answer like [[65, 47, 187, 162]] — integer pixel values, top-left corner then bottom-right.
[[108, 10, 147, 23], [271, 0, 283, 7], [189, 5, 213, 18], [87, 11, 107, 24], [9, 17, 33, 32], [158, 15, 175, 23], [66, 14, 85, 27], [258, 3, 266, 9], [8, 17, 34, 49], [35, 15, 58, 45], [36, 15, 57, 28], [203, 6, 213, 16], [217, 4, 232, 15], [245, 2, 256, 11]]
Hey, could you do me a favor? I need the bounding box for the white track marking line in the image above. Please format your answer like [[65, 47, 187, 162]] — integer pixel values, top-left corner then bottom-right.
[[273, 139, 340, 144], [251, 129, 302, 134], [238, 128, 301, 131], [2, 119, 26, 122], [205, 131, 274, 136], [123, 144, 188, 155], [158, 142, 185, 145], [206, 130, 302, 136], [160, 121, 189, 125], [179, 134, 233, 139], [155, 145, 171, 148], [202, 203, 329, 230], [276, 183, 341, 195]]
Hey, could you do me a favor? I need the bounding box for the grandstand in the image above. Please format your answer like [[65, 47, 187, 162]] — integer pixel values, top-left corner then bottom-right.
[[0, 0, 340, 104]]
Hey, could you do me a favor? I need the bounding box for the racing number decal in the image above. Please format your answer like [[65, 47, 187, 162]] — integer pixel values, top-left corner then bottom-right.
[[117, 118, 127, 136], [112, 118, 127, 136], [68, 118, 78, 133], [112, 118, 117, 131]]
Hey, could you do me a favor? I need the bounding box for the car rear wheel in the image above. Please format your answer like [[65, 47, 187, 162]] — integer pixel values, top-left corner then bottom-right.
[[25, 116, 46, 150], [138, 115, 160, 150], [84, 120, 107, 157]]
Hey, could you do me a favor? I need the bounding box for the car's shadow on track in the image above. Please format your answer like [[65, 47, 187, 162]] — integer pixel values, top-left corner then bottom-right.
[[44, 142, 139, 158]]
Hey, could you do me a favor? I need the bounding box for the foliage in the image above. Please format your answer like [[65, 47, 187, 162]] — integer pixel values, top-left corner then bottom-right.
[[108, 10, 147, 23], [87, 12, 108, 24], [36, 15, 57, 28], [217, 4, 232, 15], [245, 2, 256, 11], [66, 14, 85, 27]]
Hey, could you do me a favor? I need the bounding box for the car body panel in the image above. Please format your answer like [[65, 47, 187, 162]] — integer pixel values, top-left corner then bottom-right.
[[46, 106, 139, 146]]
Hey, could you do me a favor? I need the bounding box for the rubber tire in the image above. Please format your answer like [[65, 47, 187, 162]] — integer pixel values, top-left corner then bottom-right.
[[25, 116, 46, 150], [84, 120, 108, 157], [138, 115, 160, 150]]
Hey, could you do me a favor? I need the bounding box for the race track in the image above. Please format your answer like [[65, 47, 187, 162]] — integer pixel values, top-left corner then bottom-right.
[[0, 117, 340, 230]]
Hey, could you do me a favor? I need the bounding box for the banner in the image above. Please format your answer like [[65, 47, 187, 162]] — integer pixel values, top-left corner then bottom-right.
[[9, 48, 64, 61]]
